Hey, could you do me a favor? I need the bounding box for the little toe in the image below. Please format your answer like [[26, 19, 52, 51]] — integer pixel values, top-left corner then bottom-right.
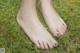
[[62, 25, 66, 31], [49, 38, 58, 47], [61, 26, 66, 33], [61, 25, 67, 33], [62, 23, 67, 29]]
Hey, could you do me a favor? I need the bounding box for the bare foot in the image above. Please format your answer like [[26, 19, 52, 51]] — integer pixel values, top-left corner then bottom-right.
[[40, 0, 67, 36], [16, 0, 58, 49]]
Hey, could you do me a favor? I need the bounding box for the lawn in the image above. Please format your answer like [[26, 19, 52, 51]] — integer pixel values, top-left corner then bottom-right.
[[0, 0, 80, 53]]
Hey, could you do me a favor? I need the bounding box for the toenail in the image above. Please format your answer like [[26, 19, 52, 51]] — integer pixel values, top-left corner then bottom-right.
[[57, 33, 59, 35], [66, 29, 68, 32], [57, 33, 60, 36], [54, 43, 58, 46]]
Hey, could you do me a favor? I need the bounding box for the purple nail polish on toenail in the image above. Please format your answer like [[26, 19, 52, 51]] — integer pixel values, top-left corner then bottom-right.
[[57, 33, 60, 35], [66, 29, 68, 32], [55, 43, 58, 46]]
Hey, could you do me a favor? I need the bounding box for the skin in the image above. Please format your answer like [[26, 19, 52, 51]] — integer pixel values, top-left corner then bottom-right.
[[17, 0, 58, 49], [40, 0, 67, 36]]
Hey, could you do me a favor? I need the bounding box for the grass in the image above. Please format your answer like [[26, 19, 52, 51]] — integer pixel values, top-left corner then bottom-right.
[[0, 0, 80, 53]]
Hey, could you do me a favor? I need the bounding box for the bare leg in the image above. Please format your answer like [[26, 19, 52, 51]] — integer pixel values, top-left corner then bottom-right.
[[40, 0, 67, 36], [16, 0, 58, 49]]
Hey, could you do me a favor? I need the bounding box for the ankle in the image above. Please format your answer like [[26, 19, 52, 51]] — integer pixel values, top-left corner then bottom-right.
[[20, 0, 36, 5], [40, 0, 52, 8], [40, 0, 51, 4]]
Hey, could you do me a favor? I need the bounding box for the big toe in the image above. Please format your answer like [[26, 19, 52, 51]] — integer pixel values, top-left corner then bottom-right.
[[49, 38, 58, 47], [55, 24, 67, 36]]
